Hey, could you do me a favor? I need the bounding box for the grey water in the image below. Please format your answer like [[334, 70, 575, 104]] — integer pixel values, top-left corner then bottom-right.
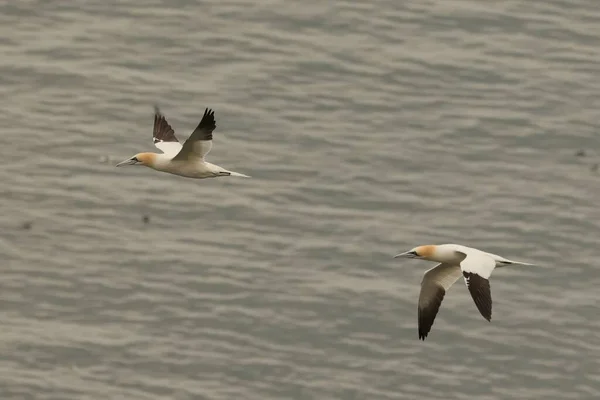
[[1, 0, 599, 399]]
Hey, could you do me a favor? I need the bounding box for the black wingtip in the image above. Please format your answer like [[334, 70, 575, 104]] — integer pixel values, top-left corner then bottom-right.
[[463, 271, 492, 322], [192, 107, 216, 140], [152, 107, 178, 143], [203, 108, 215, 122]]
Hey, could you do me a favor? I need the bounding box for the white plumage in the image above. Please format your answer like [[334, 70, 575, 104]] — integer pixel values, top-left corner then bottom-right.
[[116, 107, 250, 179], [395, 244, 534, 340]]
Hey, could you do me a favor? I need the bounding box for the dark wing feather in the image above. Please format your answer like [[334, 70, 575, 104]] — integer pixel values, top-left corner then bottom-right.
[[172, 108, 216, 161], [153, 106, 179, 144], [418, 284, 447, 340], [418, 263, 463, 340], [190, 108, 216, 141], [463, 272, 492, 321]]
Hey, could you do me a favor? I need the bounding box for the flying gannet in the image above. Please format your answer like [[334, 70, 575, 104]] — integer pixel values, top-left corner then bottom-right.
[[394, 244, 534, 340], [116, 107, 250, 179]]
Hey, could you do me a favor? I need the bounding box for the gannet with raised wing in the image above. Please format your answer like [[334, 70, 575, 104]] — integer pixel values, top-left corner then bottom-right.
[[116, 107, 250, 179]]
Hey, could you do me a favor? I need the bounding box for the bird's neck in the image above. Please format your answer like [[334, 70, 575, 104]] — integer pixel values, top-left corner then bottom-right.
[[147, 153, 172, 171]]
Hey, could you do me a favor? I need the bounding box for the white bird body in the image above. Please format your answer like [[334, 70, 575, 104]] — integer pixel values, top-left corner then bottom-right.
[[116, 107, 250, 179], [145, 156, 246, 179], [394, 243, 534, 340]]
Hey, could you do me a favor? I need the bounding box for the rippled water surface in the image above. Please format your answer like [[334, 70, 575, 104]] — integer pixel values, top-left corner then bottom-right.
[[1, 0, 600, 399]]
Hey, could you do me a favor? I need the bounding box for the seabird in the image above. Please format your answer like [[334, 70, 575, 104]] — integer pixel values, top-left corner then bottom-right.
[[394, 244, 534, 340], [116, 107, 250, 179]]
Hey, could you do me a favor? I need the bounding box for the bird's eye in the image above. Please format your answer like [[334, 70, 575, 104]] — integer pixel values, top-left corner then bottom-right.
[[132, 157, 139, 162]]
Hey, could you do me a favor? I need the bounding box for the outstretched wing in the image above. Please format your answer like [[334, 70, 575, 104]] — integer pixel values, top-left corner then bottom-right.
[[171, 108, 215, 162], [457, 251, 496, 322], [418, 263, 463, 340], [153, 106, 183, 157]]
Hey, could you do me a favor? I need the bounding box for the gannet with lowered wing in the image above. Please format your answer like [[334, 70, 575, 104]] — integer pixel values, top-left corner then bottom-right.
[[394, 244, 534, 340], [116, 107, 250, 179]]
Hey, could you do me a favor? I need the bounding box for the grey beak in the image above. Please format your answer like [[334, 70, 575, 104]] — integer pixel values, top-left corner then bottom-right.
[[394, 251, 417, 259], [116, 158, 137, 167]]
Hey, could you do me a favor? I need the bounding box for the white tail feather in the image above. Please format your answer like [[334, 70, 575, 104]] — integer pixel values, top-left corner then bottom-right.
[[499, 259, 535, 266]]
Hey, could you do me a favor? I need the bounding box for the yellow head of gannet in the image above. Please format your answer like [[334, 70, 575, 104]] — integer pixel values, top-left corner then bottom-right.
[[394, 245, 437, 261], [115, 152, 158, 168]]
